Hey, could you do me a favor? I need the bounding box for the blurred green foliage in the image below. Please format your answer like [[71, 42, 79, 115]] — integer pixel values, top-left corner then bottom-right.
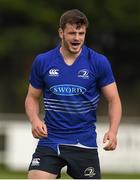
[[0, 0, 140, 114]]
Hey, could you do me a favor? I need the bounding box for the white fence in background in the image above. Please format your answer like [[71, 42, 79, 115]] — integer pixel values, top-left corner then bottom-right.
[[0, 114, 140, 173]]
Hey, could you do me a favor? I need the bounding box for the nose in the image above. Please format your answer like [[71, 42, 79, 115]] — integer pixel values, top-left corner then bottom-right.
[[74, 33, 79, 41]]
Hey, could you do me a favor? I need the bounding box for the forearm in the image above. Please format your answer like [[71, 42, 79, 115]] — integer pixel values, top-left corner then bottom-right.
[[25, 96, 40, 124], [102, 83, 122, 150], [108, 96, 122, 134]]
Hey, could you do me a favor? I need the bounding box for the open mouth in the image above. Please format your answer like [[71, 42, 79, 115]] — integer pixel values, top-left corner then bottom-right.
[[71, 42, 80, 47]]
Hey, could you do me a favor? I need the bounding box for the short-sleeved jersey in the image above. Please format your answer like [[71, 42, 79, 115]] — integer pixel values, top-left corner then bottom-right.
[[29, 45, 115, 152]]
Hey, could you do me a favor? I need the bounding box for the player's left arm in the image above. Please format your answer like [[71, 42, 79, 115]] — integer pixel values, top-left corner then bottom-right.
[[101, 82, 122, 151]]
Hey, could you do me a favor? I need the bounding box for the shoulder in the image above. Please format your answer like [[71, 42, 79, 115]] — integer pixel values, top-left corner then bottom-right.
[[87, 47, 109, 65], [86, 47, 112, 73], [85, 46, 113, 77], [34, 47, 58, 64], [31, 47, 58, 72]]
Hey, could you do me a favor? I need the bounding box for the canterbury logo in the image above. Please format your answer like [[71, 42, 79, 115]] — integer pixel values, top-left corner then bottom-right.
[[49, 69, 59, 76], [31, 158, 40, 166]]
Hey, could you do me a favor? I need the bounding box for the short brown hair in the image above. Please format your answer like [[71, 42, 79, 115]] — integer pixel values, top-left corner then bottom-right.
[[59, 9, 89, 29]]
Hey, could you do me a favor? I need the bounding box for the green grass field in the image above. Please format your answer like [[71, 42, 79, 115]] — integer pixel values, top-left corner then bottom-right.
[[0, 165, 140, 179]]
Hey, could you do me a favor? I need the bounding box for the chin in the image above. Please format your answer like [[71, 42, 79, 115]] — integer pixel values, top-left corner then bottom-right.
[[70, 50, 80, 54], [70, 47, 81, 54]]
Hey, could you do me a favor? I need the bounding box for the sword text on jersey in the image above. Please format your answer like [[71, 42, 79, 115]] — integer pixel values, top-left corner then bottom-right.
[[50, 84, 87, 96]]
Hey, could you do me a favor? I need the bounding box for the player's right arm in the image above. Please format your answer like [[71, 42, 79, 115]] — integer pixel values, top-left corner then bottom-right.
[[25, 84, 48, 139]]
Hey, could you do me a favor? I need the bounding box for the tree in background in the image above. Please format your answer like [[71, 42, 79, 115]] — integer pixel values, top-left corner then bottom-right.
[[0, 0, 140, 115]]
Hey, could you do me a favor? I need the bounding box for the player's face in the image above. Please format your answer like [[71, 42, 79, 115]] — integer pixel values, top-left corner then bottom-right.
[[59, 23, 86, 54]]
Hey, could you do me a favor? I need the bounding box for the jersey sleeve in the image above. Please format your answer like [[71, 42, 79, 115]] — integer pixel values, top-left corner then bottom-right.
[[29, 55, 44, 89], [97, 55, 115, 88]]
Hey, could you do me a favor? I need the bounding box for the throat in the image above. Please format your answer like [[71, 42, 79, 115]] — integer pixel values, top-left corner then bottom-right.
[[64, 58, 76, 66], [60, 47, 81, 66]]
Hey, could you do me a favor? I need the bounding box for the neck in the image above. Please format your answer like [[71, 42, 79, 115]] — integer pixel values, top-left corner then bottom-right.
[[60, 46, 82, 65]]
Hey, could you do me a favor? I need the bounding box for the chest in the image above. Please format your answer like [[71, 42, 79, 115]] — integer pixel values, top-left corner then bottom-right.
[[43, 58, 97, 90]]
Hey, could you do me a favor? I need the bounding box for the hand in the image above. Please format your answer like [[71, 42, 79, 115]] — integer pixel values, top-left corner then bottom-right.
[[103, 131, 117, 151], [31, 119, 48, 139]]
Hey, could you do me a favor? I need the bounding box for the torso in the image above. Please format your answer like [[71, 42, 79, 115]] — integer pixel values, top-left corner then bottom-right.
[[30, 45, 115, 151]]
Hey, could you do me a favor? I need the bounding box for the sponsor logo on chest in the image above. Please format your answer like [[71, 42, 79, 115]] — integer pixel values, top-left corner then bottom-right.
[[50, 84, 87, 96]]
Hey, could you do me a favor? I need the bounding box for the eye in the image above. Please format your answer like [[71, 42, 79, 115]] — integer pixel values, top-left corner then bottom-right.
[[79, 32, 85, 35], [68, 32, 76, 35]]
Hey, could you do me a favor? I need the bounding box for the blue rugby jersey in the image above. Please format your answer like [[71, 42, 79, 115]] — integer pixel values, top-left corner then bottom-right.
[[29, 45, 115, 152]]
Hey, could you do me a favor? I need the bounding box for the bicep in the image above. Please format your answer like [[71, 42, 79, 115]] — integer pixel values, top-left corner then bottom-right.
[[101, 82, 119, 101], [27, 84, 42, 99]]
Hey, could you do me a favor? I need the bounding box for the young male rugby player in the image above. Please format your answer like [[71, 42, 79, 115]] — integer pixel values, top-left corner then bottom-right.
[[25, 9, 122, 179]]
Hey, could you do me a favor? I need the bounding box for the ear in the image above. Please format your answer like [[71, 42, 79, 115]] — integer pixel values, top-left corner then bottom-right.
[[58, 28, 63, 39]]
